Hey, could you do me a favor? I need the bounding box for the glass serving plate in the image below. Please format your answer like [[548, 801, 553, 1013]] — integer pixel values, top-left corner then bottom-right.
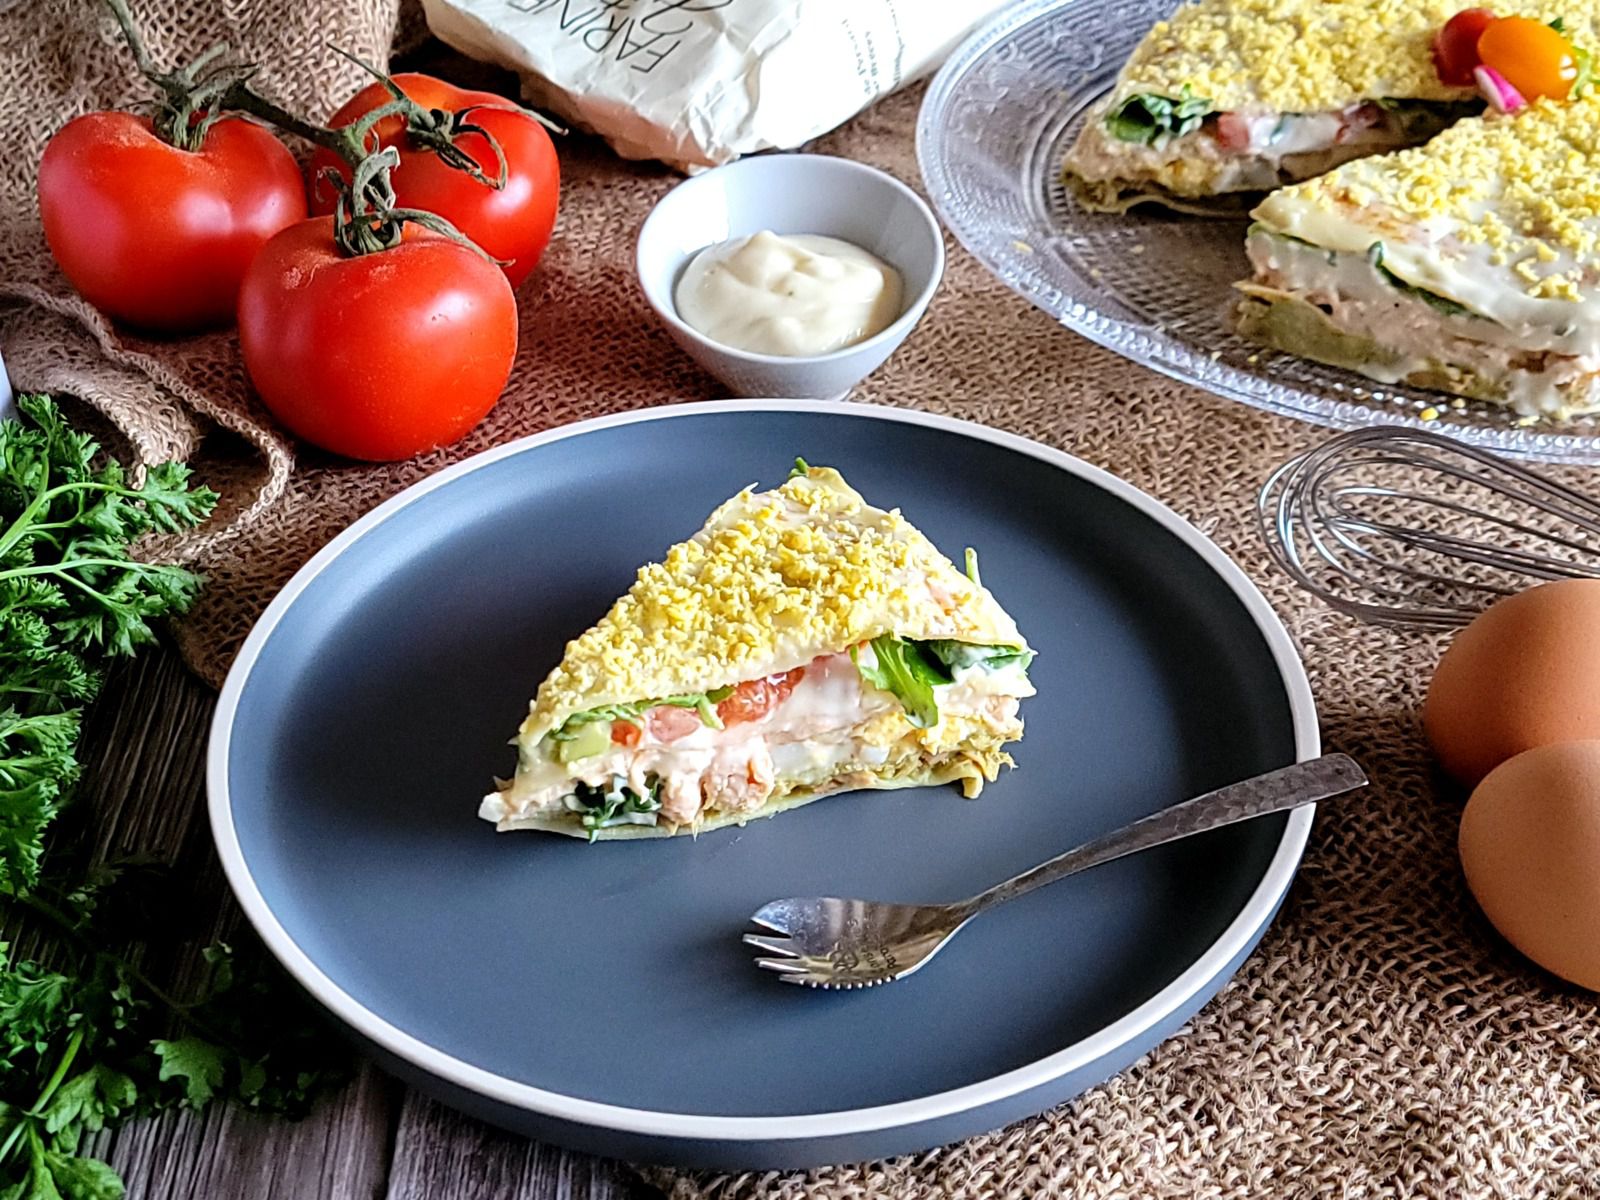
[[916, 0, 1600, 464]]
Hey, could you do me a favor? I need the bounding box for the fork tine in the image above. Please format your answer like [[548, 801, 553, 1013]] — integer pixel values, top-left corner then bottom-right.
[[748, 903, 792, 934], [754, 956, 808, 975], [742, 933, 798, 957]]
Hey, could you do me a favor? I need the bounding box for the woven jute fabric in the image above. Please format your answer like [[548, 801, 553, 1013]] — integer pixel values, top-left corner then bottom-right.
[[3, 3, 1597, 1197]]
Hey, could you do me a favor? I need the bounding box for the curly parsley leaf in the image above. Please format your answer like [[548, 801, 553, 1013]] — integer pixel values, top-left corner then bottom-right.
[[0, 394, 216, 660], [0, 710, 79, 896], [0, 916, 350, 1195], [3, 1131, 125, 1200], [0, 956, 70, 1072], [0, 398, 342, 1197], [39, 1066, 137, 1138], [176, 943, 348, 1118], [152, 1037, 226, 1108], [37, 1148, 125, 1200]]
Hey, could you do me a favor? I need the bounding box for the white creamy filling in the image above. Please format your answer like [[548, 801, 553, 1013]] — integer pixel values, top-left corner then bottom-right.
[[1244, 231, 1600, 417], [487, 651, 1034, 827], [1252, 194, 1599, 353], [1068, 103, 1427, 196], [1240, 112, 1351, 158]]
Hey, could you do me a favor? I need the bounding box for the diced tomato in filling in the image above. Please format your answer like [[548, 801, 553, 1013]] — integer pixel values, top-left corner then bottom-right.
[[1214, 112, 1253, 153], [717, 666, 807, 727], [610, 720, 641, 748], [646, 704, 703, 742]]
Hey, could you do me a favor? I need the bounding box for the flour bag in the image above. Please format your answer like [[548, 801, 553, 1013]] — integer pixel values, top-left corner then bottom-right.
[[420, 0, 1009, 170]]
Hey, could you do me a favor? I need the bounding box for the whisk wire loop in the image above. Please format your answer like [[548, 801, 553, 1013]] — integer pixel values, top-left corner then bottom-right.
[[1258, 426, 1600, 627]]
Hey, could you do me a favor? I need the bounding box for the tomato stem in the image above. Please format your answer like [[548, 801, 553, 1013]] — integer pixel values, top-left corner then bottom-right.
[[327, 46, 509, 192], [102, 0, 254, 151], [328, 151, 502, 263], [99, 0, 506, 261], [102, 0, 157, 79]]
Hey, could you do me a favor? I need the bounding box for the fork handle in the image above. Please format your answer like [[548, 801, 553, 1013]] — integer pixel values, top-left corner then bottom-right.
[[964, 754, 1367, 916]]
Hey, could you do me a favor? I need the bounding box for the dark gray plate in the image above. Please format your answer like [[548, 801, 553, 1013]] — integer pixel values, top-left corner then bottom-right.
[[209, 402, 1316, 1169]]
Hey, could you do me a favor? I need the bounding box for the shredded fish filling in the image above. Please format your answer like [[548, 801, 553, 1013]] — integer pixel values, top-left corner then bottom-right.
[[500, 649, 1034, 830]]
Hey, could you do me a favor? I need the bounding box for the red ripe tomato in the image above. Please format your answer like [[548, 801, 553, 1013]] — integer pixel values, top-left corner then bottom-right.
[[37, 113, 305, 332], [1433, 8, 1497, 87], [718, 667, 807, 726], [308, 74, 560, 289], [236, 217, 517, 461], [610, 721, 642, 748]]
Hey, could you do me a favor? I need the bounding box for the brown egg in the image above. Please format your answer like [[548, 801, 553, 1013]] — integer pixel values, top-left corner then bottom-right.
[[1459, 740, 1600, 991], [1424, 579, 1600, 786]]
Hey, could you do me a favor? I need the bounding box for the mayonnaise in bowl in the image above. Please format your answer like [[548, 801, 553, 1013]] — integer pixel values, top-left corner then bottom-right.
[[673, 231, 904, 358]]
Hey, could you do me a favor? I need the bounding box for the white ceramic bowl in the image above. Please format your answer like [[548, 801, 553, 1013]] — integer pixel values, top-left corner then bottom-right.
[[636, 154, 945, 399]]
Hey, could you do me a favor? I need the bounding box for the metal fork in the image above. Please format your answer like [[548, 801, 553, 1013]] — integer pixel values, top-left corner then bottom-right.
[[743, 753, 1366, 989]]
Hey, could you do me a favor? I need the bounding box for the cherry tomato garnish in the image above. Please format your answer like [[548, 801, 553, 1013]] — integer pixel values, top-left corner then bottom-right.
[[1434, 8, 1497, 87], [717, 667, 807, 726], [1478, 15, 1577, 101]]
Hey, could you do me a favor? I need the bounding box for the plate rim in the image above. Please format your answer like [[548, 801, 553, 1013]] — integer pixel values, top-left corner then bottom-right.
[[207, 399, 1318, 1142], [915, 0, 1600, 464]]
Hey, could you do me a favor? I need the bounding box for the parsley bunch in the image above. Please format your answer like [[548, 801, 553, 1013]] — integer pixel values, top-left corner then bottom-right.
[[2, 882, 350, 1200], [1, 394, 215, 895], [0, 395, 346, 1199]]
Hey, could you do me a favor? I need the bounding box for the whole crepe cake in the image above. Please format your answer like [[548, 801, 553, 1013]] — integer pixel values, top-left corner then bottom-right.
[[1063, 0, 1600, 418]]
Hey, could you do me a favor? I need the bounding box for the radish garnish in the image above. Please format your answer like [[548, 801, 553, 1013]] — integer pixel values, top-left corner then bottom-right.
[[1475, 64, 1528, 112]]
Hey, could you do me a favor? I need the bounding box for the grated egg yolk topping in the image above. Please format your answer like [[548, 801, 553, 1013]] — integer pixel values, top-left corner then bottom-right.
[[1274, 92, 1600, 300], [520, 467, 1018, 737], [1115, 0, 1591, 114]]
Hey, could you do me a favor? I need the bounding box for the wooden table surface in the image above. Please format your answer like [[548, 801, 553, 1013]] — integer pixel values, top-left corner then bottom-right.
[[77, 647, 662, 1200]]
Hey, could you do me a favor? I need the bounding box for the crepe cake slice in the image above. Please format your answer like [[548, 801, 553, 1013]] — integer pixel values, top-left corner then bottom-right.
[[1062, 0, 1592, 212], [482, 461, 1036, 840], [1237, 92, 1600, 419]]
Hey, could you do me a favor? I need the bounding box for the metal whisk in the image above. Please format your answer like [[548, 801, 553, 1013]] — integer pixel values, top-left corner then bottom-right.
[[1258, 426, 1600, 627]]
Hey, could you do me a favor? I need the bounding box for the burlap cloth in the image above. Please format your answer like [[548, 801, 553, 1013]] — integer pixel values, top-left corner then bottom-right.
[[3, 3, 1597, 1197]]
